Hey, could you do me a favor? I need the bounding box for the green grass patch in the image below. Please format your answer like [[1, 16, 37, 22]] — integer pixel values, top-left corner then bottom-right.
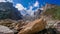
[[44, 6, 60, 20]]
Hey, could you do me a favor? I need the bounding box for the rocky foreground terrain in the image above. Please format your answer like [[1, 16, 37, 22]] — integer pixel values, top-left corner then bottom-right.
[[0, 16, 60, 34], [0, 17, 46, 34]]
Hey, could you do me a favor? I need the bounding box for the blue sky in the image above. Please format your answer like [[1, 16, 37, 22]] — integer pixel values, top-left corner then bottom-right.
[[13, 0, 45, 8], [13, 0, 60, 11], [13, 0, 60, 8], [13, 0, 46, 10], [45, 0, 60, 5]]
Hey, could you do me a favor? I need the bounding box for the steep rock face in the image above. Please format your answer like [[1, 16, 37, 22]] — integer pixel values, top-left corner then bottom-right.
[[0, 2, 12, 19], [34, 9, 42, 19], [0, 2, 22, 20]]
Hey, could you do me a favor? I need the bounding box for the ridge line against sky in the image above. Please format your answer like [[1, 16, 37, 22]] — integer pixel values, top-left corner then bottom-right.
[[0, 0, 60, 10], [0, 0, 60, 16]]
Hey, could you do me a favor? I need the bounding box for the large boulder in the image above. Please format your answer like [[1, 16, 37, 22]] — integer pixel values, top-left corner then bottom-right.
[[0, 25, 14, 34]]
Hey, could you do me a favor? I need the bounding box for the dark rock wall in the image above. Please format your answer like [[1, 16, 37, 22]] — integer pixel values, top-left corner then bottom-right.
[[0, 2, 22, 20]]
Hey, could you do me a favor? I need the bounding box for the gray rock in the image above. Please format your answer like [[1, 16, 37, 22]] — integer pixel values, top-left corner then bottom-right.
[[0, 25, 14, 34], [0, 2, 22, 20]]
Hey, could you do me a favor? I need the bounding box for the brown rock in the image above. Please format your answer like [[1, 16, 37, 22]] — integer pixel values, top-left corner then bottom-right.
[[18, 18, 46, 34], [14, 21, 25, 31]]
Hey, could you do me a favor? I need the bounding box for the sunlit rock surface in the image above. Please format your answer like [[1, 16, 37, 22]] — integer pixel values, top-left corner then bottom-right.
[[0, 25, 14, 34], [18, 18, 46, 34]]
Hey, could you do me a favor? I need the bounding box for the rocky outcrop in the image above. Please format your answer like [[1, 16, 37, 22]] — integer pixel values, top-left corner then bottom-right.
[[18, 17, 46, 34], [0, 25, 14, 34]]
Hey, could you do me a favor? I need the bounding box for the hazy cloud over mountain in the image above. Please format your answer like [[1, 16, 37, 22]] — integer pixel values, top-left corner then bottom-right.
[[0, 0, 13, 2]]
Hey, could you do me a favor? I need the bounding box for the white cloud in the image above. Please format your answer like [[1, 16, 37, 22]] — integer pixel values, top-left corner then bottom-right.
[[0, 0, 6, 2], [24, 7, 27, 10], [15, 2, 39, 16], [26, 6, 35, 16], [6, 0, 13, 2], [0, 0, 13, 2], [29, 6, 33, 10], [40, 8, 44, 10], [34, 1, 39, 7], [27, 10, 34, 16], [15, 3, 25, 10]]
